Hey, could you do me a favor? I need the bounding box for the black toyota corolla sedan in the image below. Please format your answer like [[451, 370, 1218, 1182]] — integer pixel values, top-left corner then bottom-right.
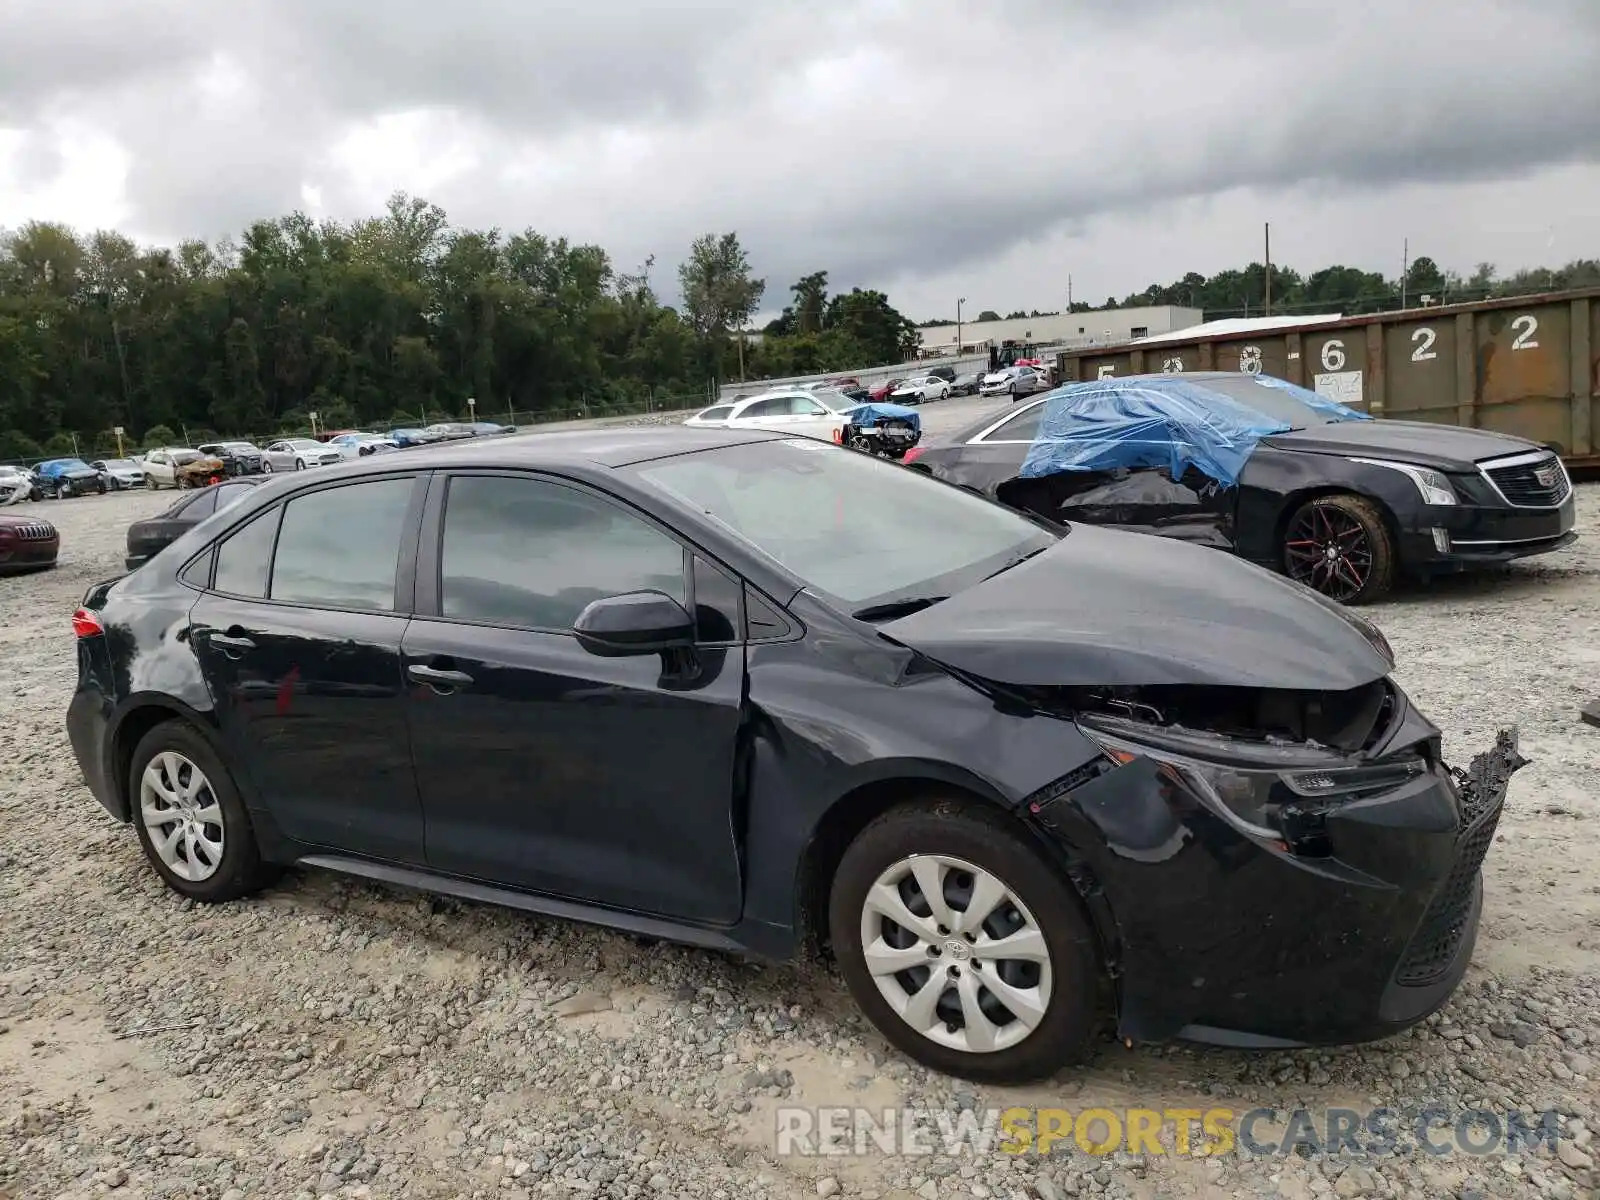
[[65, 427, 1523, 1082], [904, 372, 1578, 603]]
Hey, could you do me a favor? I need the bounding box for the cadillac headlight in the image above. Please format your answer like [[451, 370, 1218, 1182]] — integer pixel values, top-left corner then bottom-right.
[[1350, 458, 1457, 506]]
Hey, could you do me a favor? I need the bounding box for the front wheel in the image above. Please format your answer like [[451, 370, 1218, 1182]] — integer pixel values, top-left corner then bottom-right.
[[262, 460, 274, 474], [1282, 493, 1395, 604], [294, 459, 305, 471], [128, 721, 279, 903], [829, 799, 1102, 1084]]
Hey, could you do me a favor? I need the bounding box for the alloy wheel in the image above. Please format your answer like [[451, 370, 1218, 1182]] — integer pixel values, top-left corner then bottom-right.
[[1285, 505, 1374, 601], [139, 751, 226, 882], [858, 853, 1053, 1054]]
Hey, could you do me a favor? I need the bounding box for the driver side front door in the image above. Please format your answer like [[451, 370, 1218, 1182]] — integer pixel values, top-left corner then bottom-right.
[[402, 470, 747, 926]]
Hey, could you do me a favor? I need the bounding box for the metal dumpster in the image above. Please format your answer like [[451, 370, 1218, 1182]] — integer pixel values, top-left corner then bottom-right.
[[1055, 287, 1600, 469]]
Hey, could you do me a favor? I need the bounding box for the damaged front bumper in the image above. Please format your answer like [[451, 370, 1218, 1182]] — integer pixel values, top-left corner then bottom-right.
[[1026, 702, 1525, 1050]]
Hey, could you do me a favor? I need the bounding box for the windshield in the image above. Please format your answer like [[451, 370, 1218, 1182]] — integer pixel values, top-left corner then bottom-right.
[[100, 459, 135, 469], [287, 439, 321, 450], [633, 438, 1058, 607], [1194, 375, 1365, 427], [172, 451, 201, 464]]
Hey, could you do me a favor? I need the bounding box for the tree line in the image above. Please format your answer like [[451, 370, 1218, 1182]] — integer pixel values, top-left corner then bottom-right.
[[4, 187, 1595, 463], [0, 193, 921, 463], [924, 256, 1600, 327]]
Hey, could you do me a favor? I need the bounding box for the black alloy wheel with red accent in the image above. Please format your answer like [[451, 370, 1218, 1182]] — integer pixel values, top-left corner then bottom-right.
[[1282, 493, 1395, 605]]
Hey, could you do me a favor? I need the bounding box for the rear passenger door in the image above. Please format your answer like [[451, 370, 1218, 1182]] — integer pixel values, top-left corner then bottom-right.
[[401, 470, 747, 925], [186, 472, 430, 863]]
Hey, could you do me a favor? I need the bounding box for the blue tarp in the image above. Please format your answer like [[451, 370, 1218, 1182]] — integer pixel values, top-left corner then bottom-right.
[[1019, 375, 1369, 488], [842, 401, 921, 436]]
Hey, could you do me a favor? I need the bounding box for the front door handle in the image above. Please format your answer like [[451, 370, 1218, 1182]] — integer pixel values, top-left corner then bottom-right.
[[408, 664, 473, 690]]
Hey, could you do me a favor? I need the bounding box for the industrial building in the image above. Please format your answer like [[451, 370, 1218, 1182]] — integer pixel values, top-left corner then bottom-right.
[[916, 305, 1204, 357]]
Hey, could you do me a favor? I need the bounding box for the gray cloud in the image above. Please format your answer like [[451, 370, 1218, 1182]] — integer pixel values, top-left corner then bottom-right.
[[1, 0, 1596, 311]]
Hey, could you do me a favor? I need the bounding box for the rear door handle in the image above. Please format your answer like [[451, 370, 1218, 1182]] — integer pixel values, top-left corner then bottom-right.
[[408, 664, 473, 690]]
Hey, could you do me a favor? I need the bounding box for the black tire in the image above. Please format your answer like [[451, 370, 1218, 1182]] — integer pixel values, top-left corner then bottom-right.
[[1282, 492, 1395, 605], [96, 478, 107, 495], [294, 459, 305, 471], [262, 460, 274, 474], [127, 720, 279, 903], [828, 798, 1102, 1084]]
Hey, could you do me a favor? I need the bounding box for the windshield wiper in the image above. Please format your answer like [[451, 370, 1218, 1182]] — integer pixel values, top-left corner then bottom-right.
[[852, 596, 948, 621], [982, 545, 1050, 581]]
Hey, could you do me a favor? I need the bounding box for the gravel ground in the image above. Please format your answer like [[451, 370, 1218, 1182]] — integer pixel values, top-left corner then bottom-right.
[[2, 480, 1597, 1200]]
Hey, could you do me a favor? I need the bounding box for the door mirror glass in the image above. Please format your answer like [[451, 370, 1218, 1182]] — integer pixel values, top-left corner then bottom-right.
[[573, 591, 694, 657]]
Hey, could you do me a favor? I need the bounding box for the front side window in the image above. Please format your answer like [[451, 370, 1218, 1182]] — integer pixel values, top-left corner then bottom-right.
[[634, 438, 1057, 607], [269, 478, 414, 611], [439, 475, 686, 630], [695, 406, 734, 423]]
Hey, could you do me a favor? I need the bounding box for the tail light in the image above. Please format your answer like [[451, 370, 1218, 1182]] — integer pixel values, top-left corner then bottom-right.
[[902, 446, 926, 466], [71, 607, 104, 638]]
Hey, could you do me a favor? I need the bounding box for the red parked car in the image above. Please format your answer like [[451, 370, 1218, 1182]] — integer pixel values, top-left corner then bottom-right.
[[868, 377, 905, 401], [0, 512, 59, 574]]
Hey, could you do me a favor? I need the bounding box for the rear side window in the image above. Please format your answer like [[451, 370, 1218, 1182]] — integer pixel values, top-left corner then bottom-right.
[[270, 479, 414, 611], [697, 406, 734, 422], [439, 475, 685, 630], [741, 398, 787, 418], [182, 489, 220, 519], [213, 509, 281, 598]]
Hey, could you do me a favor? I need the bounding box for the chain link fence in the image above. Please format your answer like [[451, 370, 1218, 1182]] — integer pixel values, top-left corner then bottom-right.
[[0, 388, 718, 470]]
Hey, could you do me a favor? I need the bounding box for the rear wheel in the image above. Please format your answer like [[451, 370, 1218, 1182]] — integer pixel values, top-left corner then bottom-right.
[[1283, 493, 1395, 604], [829, 799, 1101, 1084], [128, 721, 278, 903]]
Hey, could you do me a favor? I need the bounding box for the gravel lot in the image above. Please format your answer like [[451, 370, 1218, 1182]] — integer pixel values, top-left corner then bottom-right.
[[2, 474, 1597, 1200]]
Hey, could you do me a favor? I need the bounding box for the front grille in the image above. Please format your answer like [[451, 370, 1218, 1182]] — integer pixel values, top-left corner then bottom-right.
[[13, 522, 55, 541], [1483, 455, 1571, 508], [1394, 731, 1523, 986], [1393, 814, 1499, 986]]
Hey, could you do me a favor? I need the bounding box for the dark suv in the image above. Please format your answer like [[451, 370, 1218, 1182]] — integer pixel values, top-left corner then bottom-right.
[[65, 428, 1522, 1083]]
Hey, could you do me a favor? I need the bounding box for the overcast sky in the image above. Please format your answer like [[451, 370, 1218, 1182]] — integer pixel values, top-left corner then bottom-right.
[[2, 0, 1597, 323]]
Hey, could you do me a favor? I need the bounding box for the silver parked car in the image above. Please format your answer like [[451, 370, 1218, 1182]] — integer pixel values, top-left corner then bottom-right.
[[91, 458, 147, 490], [261, 438, 343, 472]]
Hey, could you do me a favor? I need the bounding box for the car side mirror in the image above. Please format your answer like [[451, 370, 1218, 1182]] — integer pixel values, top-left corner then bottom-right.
[[573, 591, 695, 657]]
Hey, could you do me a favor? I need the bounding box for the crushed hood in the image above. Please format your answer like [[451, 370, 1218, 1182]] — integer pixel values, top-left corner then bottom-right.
[[877, 524, 1391, 690]]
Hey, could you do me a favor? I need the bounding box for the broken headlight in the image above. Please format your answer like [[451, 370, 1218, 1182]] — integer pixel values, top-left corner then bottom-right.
[[1076, 713, 1427, 845]]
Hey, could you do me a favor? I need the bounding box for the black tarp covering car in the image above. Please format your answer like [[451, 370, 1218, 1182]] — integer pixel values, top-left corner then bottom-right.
[[906, 372, 1578, 603], [68, 429, 1522, 1084]]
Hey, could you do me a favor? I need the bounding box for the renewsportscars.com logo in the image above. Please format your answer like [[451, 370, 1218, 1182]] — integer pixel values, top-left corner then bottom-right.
[[775, 1105, 1575, 1159]]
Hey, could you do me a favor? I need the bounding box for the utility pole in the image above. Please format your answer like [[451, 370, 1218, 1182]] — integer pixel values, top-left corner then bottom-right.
[[957, 297, 966, 356], [1263, 223, 1272, 316], [1400, 238, 1409, 309], [1067, 274, 1073, 310]]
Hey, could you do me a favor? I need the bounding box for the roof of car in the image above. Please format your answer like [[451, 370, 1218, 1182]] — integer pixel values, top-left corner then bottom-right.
[[317, 425, 788, 476]]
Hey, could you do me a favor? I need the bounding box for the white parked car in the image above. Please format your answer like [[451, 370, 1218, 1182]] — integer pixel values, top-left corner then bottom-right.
[[91, 458, 146, 490], [326, 431, 396, 460], [887, 375, 952, 405], [0, 464, 34, 505], [141, 448, 207, 489], [262, 438, 343, 472], [683, 391, 852, 442], [979, 365, 1050, 399]]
